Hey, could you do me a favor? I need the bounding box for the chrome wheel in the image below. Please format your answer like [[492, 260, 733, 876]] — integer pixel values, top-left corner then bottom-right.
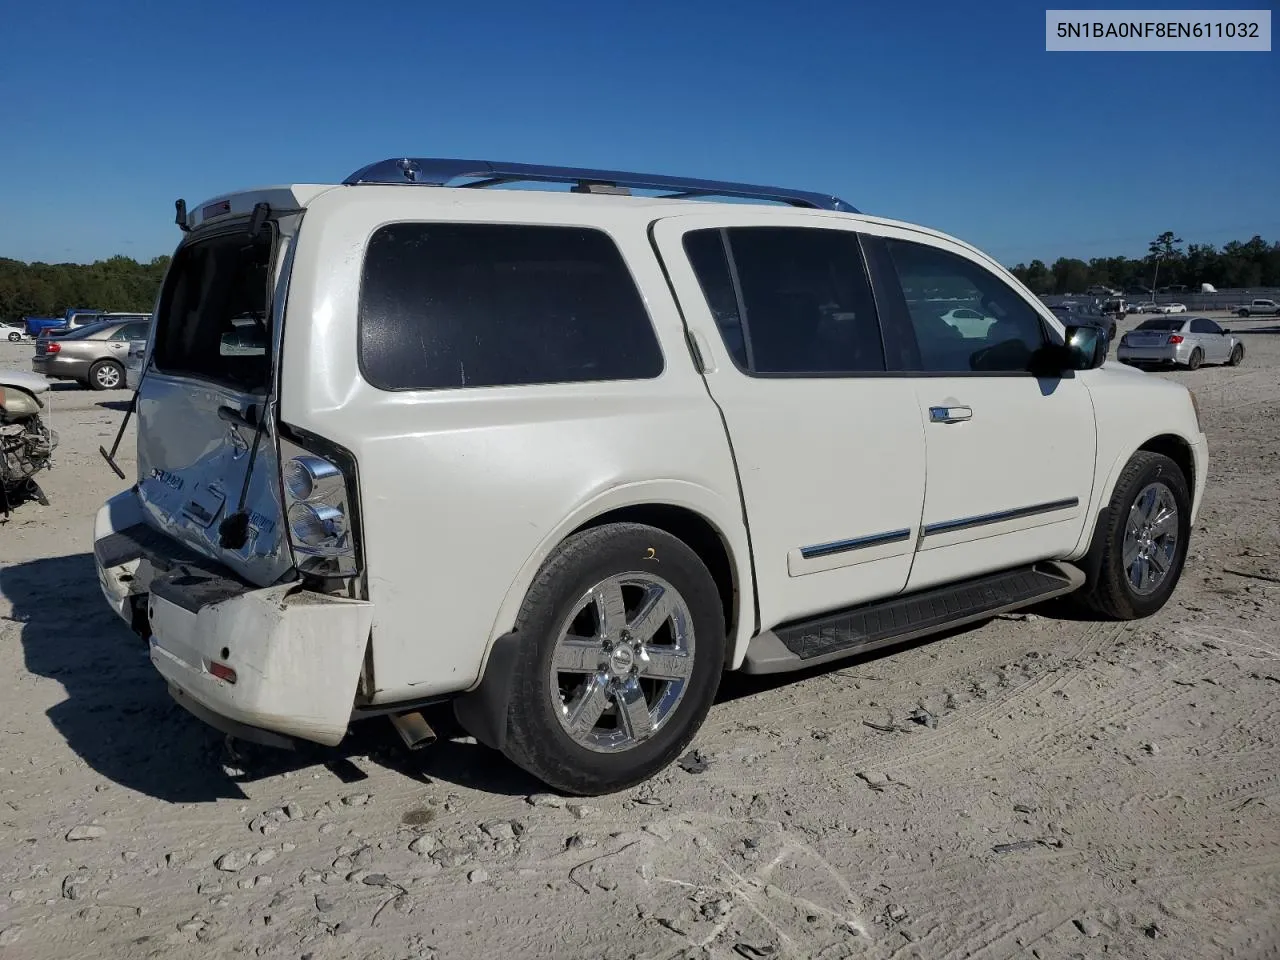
[[549, 572, 695, 753], [95, 363, 122, 389], [1122, 482, 1179, 595]]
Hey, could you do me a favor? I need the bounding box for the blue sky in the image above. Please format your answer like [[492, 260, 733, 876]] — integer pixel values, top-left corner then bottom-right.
[[1, 0, 1276, 267]]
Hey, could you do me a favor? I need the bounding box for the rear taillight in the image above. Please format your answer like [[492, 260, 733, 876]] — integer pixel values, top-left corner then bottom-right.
[[279, 436, 359, 577], [45, 342, 61, 354], [1168, 335, 1184, 344]]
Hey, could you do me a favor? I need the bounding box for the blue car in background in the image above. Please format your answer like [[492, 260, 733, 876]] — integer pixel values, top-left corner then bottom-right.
[[23, 308, 104, 338]]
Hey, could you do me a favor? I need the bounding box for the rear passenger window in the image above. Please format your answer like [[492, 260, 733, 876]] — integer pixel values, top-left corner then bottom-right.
[[358, 224, 663, 391], [684, 226, 885, 375]]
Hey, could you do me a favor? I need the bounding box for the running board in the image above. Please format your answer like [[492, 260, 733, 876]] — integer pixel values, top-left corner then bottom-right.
[[741, 562, 1085, 675]]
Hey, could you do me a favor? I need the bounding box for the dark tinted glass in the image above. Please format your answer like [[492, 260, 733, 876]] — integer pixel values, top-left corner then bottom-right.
[[358, 223, 663, 391], [690, 226, 884, 375], [884, 239, 1046, 373], [1189, 317, 1217, 334], [682, 230, 747, 368], [1135, 318, 1183, 331], [152, 230, 274, 392]]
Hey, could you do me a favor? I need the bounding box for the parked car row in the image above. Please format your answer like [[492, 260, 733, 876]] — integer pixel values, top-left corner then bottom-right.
[[1128, 302, 1187, 315]]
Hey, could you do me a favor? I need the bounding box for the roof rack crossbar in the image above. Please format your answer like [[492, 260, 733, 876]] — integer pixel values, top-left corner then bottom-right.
[[341, 158, 857, 212]]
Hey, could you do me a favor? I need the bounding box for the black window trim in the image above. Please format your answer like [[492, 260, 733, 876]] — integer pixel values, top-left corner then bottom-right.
[[682, 224, 896, 381], [354, 220, 667, 394]]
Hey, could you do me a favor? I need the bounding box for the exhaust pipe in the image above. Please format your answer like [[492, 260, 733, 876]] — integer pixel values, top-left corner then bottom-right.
[[389, 711, 437, 750]]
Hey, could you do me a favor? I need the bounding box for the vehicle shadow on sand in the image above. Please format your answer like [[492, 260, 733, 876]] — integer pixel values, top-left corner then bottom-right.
[[3, 552, 541, 802], [5, 552, 1108, 801]]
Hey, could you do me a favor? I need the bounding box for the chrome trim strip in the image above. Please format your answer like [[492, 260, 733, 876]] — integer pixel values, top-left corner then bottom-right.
[[923, 497, 1080, 537], [799, 528, 913, 560]]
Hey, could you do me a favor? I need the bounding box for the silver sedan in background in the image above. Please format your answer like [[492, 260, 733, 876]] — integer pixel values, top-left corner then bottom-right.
[[1117, 316, 1245, 370]]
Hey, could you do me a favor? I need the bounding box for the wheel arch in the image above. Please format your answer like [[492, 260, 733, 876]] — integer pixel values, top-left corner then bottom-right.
[[483, 480, 756, 678], [453, 482, 756, 753], [1074, 432, 1198, 586]]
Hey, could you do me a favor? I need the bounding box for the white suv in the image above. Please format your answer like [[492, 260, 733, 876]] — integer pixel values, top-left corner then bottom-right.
[[94, 158, 1208, 795]]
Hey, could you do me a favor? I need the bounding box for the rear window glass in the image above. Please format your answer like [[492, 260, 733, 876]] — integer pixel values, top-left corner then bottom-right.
[[151, 228, 274, 392], [1135, 318, 1183, 331], [58, 321, 114, 340], [357, 223, 663, 391]]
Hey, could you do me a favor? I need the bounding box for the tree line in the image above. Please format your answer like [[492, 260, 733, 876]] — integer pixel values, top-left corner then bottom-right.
[[1010, 233, 1280, 296], [1, 232, 1278, 322], [0, 255, 171, 322]]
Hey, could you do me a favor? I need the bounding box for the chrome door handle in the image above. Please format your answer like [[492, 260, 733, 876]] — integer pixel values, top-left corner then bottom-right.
[[929, 405, 973, 423]]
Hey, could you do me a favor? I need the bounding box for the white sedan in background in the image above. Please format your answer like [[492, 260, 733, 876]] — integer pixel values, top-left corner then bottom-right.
[[939, 306, 996, 337], [1156, 303, 1187, 314], [1, 321, 27, 342]]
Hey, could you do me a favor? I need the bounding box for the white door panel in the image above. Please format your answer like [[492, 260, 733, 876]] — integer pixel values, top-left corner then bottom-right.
[[650, 214, 928, 630], [907, 376, 1097, 589], [713, 378, 926, 625], [850, 226, 1100, 591]]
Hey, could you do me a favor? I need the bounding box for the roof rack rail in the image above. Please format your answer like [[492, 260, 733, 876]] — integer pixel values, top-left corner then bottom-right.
[[341, 158, 857, 212]]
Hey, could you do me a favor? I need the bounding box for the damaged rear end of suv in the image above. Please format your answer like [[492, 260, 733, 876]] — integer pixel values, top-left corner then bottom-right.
[[95, 187, 374, 748]]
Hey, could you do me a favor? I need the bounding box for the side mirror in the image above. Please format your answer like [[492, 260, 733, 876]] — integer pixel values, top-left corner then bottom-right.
[[1063, 324, 1107, 370]]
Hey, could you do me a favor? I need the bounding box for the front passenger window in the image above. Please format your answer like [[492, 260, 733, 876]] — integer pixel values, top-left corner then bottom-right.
[[883, 239, 1047, 374]]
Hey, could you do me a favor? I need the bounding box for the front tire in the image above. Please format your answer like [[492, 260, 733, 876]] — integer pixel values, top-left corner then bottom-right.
[[1186, 348, 1203, 371], [89, 359, 124, 390], [7, 331, 19, 342], [1079, 451, 1191, 620], [1228, 344, 1244, 366], [500, 523, 726, 796]]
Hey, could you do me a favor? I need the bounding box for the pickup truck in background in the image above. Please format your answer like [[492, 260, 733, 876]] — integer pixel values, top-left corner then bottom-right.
[[23, 309, 152, 338], [23, 308, 104, 338], [1234, 299, 1280, 317]]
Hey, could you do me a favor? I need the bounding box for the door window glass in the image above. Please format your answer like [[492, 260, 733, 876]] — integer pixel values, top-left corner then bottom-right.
[[883, 239, 1047, 373]]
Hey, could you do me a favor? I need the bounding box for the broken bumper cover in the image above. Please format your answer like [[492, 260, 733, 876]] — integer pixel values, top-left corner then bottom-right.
[[94, 488, 374, 747]]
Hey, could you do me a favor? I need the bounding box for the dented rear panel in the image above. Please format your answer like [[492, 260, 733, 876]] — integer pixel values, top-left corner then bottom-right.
[[135, 191, 317, 587]]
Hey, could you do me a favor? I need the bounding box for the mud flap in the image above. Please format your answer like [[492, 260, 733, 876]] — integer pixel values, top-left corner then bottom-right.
[[452, 631, 521, 752]]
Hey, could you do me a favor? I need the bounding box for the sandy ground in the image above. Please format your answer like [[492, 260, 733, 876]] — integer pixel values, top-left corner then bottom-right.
[[1, 315, 1278, 960]]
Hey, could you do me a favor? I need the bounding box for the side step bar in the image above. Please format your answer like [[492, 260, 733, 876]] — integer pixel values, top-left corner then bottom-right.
[[741, 561, 1085, 675]]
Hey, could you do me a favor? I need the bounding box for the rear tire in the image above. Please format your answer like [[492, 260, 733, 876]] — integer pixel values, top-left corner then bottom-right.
[[1228, 344, 1244, 366], [1185, 348, 1203, 371], [1078, 451, 1191, 620], [89, 360, 124, 390], [500, 523, 726, 796]]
